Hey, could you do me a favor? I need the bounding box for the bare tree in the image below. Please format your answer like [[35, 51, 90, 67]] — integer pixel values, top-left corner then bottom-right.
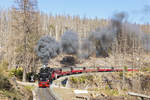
[[12, 0, 39, 82]]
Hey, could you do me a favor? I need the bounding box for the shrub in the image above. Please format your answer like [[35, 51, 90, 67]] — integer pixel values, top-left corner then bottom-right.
[[70, 77, 78, 84], [141, 67, 150, 72], [141, 75, 150, 91], [79, 76, 86, 83], [118, 72, 123, 77], [70, 75, 94, 84], [9, 68, 23, 80], [86, 75, 94, 81], [0, 74, 12, 90], [105, 86, 119, 96]]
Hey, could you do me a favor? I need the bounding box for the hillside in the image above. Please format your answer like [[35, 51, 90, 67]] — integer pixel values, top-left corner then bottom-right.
[[47, 52, 150, 69], [0, 66, 33, 100]]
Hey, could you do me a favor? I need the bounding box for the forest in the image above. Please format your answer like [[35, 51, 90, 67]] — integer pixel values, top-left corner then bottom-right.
[[0, 0, 150, 82]]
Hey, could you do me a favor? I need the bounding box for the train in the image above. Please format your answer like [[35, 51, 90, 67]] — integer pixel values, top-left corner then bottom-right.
[[38, 66, 138, 88]]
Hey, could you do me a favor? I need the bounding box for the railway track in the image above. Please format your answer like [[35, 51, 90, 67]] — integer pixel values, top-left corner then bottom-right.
[[37, 88, 57, 100]]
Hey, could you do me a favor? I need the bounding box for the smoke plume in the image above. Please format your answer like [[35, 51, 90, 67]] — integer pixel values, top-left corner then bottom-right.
[[61, 30, 79, 54], [79, 38, 95, 58], [79, 12, 128, 58], [35, 35, 61, 65], [89, 27, 116, 57], [35, 12, 150, 63]]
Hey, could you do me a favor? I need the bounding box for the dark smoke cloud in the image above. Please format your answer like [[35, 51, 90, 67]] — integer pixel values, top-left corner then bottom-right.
[[88, 27, 116, 57], [112, 12, 127, 23], [79, 12, 127, 58], [79, 38, 95, 58], [35, 12, 150, 63], [61, 30, 79, 54], [79, 12, 129, 58], [35, 35, 61, 65], [111, 12, 128, 35]]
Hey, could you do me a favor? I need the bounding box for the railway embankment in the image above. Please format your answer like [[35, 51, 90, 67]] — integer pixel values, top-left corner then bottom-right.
[[0, 76, 33, 100], [0, 66, 33, 100], [52, 71, 150, 100]]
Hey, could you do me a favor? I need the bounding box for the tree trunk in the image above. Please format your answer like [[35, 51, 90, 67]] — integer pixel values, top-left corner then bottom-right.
[[22, 67, 27, 82]]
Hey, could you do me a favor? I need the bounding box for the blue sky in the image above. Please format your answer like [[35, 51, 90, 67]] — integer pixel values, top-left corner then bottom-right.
[[0, 0, 150, 24]]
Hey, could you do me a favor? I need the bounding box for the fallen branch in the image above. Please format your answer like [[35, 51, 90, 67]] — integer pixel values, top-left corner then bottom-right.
[[128, 92, 150, 100]]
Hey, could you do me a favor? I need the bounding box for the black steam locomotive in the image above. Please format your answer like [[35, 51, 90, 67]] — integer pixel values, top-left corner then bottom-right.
[[38, 67, 54, 87]]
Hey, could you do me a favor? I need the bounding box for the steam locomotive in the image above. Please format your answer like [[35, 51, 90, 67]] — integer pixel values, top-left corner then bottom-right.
[[38, 66, 138, 88]]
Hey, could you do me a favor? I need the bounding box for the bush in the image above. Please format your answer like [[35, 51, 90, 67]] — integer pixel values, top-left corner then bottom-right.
[[70, 77, 78, 84], [9, 68, 23, 80], [79, 76, 86, 83], [118, 72, 123, 77], [0, 74, 12, 90], [141, 75, 150, 91], [141, 67, 150, 72], [70, 75, 94, 84], [105, 86, 119, 96]]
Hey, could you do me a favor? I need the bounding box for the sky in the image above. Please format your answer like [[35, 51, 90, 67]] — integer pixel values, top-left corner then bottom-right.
[[0, 0, 150, 24]]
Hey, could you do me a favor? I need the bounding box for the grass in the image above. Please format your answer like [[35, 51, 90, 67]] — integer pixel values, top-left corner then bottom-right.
[[24, 86, 35, 91], [0, 85, 34, 100], [70, 75, 95, 84], [0, 89, 22, 100], [119, 72, 123, 77], [88, 86, 119, 96], [141, 67, 150, 72], [104, 86, 119, 96], [125, 72, 134, 78], [70, 76, 86, 84]]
